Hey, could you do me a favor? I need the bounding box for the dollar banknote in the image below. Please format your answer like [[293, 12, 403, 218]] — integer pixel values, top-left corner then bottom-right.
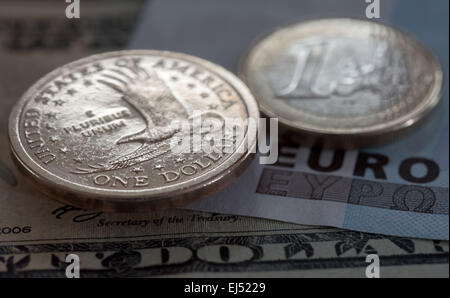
[[132, 0, 449, 240], [0, 0, 448, 278], [1, 203, 448, 278]]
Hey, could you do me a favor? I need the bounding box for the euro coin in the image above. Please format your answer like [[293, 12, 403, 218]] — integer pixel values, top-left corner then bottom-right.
[[9, 50, 259, 212], [239, 18, 443, 148]]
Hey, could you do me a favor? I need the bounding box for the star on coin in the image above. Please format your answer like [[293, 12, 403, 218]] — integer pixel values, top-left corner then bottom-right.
[[45, 123, 56, 131], [175, 157, 185, 164], [36, 98, 50, 105], [208, 103, 218, 110], [53, 99, 65, 106], [73, 158, 83, 164], [59, 147, 69, 154], [45, 112, 57, 120], [66, 89, 77, 96], [132, 167, 144, 174], [49, 136, 59, 142], [153, 164, 164, 170]]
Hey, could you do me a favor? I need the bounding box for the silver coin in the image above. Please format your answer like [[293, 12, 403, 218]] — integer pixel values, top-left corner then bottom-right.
[[9, 50, 259, 212], [239, 18, 443, 148]]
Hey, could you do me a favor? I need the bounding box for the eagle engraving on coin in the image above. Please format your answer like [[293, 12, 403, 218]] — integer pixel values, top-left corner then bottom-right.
[[73, 58, 226, 175], [9, 50, 259, 211]]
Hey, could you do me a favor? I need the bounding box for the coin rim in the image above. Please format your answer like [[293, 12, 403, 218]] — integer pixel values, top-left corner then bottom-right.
[[9, 50, 259, 206], [239, 18, 443, 142]]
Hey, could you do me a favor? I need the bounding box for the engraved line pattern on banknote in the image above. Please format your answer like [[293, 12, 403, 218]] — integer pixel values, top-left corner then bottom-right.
[[257, 168, 449, 215], [0, 0, 145, 51], [0, 231, 448, 277]]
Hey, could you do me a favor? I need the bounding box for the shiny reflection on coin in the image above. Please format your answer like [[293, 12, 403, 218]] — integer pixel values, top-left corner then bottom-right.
[[9, 50, 259, 212], [240, 18, 443, 148]]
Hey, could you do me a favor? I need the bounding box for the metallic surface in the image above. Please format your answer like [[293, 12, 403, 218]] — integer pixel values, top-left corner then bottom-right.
[[9, 50, 259, 212], [239, 18, 443, 148]]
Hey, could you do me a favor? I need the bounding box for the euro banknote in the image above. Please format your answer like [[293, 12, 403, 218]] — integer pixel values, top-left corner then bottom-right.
[[132, 0, 449, 240]]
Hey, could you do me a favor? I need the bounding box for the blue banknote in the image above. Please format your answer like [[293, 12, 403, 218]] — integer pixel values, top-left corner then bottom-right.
[[131, 0, 449, 239]]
